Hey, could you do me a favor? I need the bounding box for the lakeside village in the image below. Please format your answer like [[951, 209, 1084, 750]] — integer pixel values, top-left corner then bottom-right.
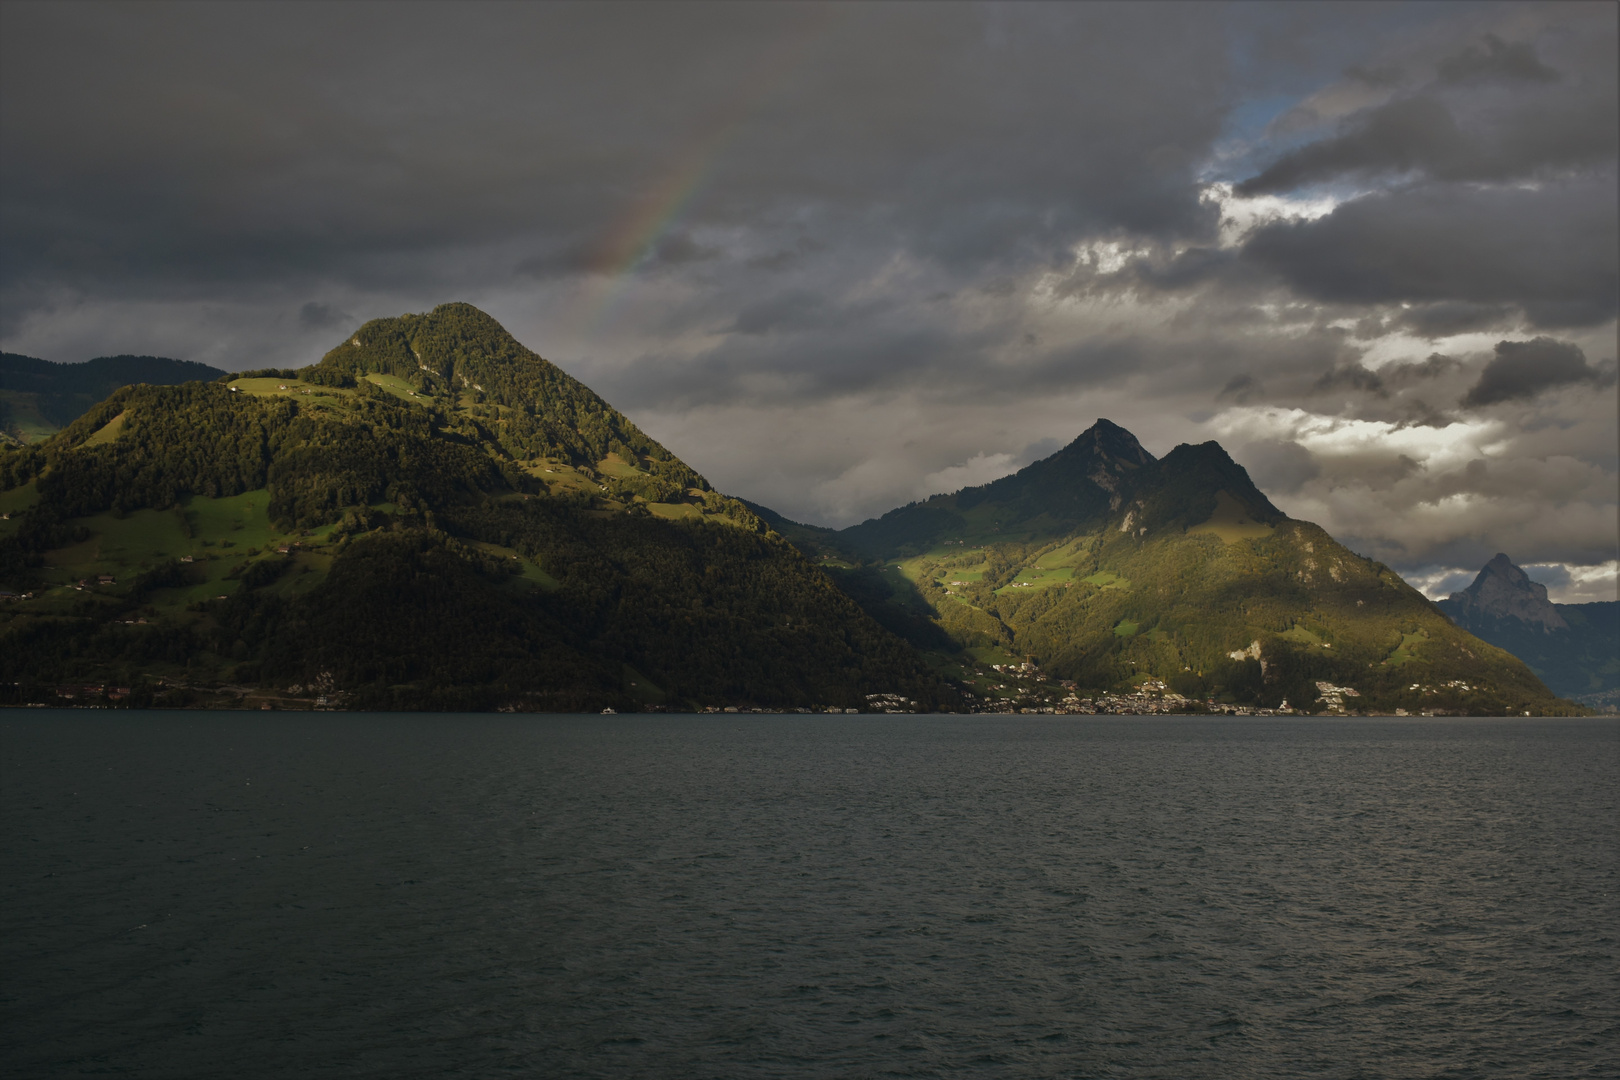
[[22, 663, 1459, 716]]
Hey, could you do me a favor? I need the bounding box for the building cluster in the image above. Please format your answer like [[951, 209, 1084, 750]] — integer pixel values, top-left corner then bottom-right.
[[704, 705, 861, 714], [52, 684, 132, 701], [1314, 680, 1363, 712]]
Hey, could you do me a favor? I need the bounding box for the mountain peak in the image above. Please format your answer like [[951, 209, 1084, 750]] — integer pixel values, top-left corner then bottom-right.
[[1071, 418, 1156, 467], [1446, 553, 1569, 633]]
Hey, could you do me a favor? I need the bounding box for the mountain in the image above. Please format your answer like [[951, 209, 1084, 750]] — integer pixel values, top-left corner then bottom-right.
[[0, 307, 1582, 716], [765, 421, 1574, 716], [1438, 555, 1619, 708], [0, 304, 954, 712], [1, 352, 227, 445]]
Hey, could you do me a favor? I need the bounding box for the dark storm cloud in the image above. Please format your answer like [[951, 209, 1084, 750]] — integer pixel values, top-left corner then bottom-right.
[[1239, 179, 1618, 328], [1390, 301, 1518, 339], [0, 1, 1614, 579], [0, 1, 1233, 321], [1312, 364, 1387, 398], [1437, 33, 1559, 85], [1218, 375, 1263, 404], [1235, 96, 1471, 195], [648, 233, 720, 268], [729, 292, 835, 336], [1462, 337, 1614, 407], [1238, 20, 1615, 196], [1235, 438, 1321, 496], [298, 302, 351, 330], [1384, 353, 1462, 383]]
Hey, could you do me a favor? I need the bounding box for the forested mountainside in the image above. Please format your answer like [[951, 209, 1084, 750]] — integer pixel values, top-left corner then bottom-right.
[[0, 304, 1580, 715], [1438, 554, 1619, 708], [0, 304, 954, 712], [762, 421, 1574, 716], [1, 352, 226, 446]]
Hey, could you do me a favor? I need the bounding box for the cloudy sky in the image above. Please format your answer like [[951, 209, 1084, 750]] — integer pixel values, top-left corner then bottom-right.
[[3, 1, 1615, 601]]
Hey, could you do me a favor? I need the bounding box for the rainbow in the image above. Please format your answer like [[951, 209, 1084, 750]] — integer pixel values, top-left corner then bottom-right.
[[577, 9, 842, 334]]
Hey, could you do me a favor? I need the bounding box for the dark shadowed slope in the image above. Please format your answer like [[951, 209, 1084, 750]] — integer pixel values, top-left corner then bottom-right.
[[1, 352, 227, 445]]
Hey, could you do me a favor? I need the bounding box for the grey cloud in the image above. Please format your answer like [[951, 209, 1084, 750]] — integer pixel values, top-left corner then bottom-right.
[[1240, 179, 1618, 327], [649, 232, 720, 268], [1237, 19, 1615, 196], [1391, 300, 1519, 339], [0, 1, 1235, 324], [1384, 353, 1462, 383], [1218, 375, 1263, 404], [1234, 438, 1321, 495], [513, 242, 597, 282], [1437, 33, 1558, 84], [1312, 363, 1387, 398], [729, 292, 834, 336], [0, 2, 1613, 576], [1462, 337, 1614, 406], [1345, 63, 1404, 88], [298, 301, 350, 330], [1236, 96, 1470, 195]]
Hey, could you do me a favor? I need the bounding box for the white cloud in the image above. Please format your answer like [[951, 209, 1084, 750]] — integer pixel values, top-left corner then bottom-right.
[[1209, 406, 1496, 472], [1525, 559, 1620, 605], [917, 452, 1018, 499], [1200, 182, 1341, 247]]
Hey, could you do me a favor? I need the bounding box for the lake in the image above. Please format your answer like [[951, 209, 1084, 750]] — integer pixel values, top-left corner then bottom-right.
[[2, 712, 1615, 1078]]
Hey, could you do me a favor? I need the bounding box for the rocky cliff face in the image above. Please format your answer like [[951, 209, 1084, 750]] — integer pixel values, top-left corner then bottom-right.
[[1443, 553, 1569, 633], [1437, 554, 1616, 703]]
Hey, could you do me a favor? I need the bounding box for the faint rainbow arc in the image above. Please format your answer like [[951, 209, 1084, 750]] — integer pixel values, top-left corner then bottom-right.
[[576, 11, 840, 335]]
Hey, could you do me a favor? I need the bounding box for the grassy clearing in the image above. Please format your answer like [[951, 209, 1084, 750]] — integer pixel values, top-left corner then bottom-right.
[[229, 377, 354, 406], [1114, 619, 1139, 637], [994, 566, 1075, 596], [596, 452, 645, 478], [1082, 570, 1129, 589], [0, 483, 41, 521], [1033, 542, 1086, 570], [1279, 625, 1325, 646], [1386, 631, 1427, 667], [967, 645, 1023, 667], [42, 507, 192, 578], [1188, 489, 1274, 543], [186, 490, 281, 550], [0, 391, 60, 443], [82, 411, 127, 446], [26, 488, 327, 613], [647, 502, 702, 522], [361, 372, 426, 403], [469, 539, 560, 590]]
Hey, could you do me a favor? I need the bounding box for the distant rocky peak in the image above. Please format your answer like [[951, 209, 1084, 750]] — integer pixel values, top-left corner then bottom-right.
[[1447, 553, 1569, 632], [1075, 419, 1156, 467]]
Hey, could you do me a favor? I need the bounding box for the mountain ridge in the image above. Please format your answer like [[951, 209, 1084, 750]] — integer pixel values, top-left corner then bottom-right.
[[1438, 553, 1617, 705], [0, 304, 953, 711], [0, 304, 1581, 715], [755, 421, 1573, 716], [1, 352, 227, 446]]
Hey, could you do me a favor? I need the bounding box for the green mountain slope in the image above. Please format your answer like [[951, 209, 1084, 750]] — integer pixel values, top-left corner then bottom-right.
[[1, 352, 227, 445], [0, 304, 954, 712], [778, 421, 1574, 716]]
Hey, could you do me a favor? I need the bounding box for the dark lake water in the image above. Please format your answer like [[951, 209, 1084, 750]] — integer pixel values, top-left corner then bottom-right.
[[2, 712, 1615, 1078]]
